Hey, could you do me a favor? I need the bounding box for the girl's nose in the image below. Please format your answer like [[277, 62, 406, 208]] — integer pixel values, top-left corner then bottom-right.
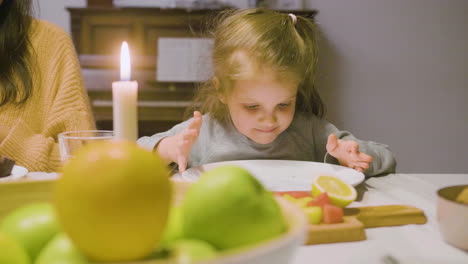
[[260, 111, 277, 127]]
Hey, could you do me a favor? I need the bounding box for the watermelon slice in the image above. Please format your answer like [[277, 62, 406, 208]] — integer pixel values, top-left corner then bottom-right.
[[323, 204, 344, 224], [307, 192, 330, 208]]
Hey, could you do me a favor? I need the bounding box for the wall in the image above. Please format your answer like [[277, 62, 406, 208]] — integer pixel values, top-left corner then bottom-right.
[[33, 0, 468, 173], [33, 0, 86, 34], [303, 0, 468, 173]]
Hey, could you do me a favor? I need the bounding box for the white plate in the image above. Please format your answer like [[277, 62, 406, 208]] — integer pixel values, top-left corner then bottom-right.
[[176, 160, 365, 191], [0, 165, 28, 182]]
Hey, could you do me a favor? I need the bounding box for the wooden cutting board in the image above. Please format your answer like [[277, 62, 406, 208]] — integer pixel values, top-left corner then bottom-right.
[[305, 205, 427, 245]]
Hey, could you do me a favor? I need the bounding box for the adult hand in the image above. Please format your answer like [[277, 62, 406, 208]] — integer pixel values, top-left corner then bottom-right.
[[326, 134, 373, 173], [158, 111, 202, 173]]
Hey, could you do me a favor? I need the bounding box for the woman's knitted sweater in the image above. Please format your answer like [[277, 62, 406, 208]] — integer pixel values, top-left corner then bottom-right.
[[0, 20, 95, 172]]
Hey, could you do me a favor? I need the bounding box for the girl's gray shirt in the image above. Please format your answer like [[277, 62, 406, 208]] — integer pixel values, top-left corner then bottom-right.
[[137, 113, 396, 177]]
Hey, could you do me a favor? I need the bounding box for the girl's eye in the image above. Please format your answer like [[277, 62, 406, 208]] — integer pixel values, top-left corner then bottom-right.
[[244, 105, 259, 110], [278, 103, 291, 108]]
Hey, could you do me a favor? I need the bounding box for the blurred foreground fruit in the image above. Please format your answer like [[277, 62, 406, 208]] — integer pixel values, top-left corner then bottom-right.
[[0, 231, 30, 264], [183, 165, 286, 249], [0, 203, 59, 261], [54, 141, 172, 262], [311, 175, 357, 207], [36, 233, 87, 264], [159, 205, 184, 247], [168, 239, 217, 262]]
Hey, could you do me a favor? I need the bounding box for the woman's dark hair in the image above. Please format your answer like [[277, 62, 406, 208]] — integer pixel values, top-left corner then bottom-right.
[[0, 0, 34, 107]]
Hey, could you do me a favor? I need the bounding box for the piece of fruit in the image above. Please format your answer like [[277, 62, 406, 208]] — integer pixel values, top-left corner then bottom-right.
[[54, 141, 172, 262], [307, 192, 331, 208], [456, 187, 468, 204], [323, 204, 344, 224], [0, 203, 60, 261], [282, 195, 312, 208], [311, 175, 357, 208], [183, 165, 286, 250], [294, 197, 313, 207], [282, 194, 312, 208], [35, 233, 88, 264], [159, 206, 184, 247], [0, 231, 30, 264], [282, 194, 298, 204], [168, 239, 217, 262], [274, 191, 312, 199], [303, 206, 323, 225]]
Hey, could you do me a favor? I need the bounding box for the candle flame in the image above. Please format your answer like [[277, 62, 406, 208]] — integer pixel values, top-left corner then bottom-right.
[[120, 41, 131, 81]]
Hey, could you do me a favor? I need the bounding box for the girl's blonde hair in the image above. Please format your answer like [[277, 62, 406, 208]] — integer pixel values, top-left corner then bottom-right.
[[187, 8, 324, 122]]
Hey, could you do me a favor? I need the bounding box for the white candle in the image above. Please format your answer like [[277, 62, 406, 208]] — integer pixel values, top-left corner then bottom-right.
[[112, 41, 138, 141]]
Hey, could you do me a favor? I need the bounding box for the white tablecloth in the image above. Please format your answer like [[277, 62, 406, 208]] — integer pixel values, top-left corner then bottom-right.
[[291, 174, 468, 264]]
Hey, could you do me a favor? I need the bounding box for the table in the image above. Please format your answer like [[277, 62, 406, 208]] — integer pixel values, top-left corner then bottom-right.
[[21, 173, 468, 263], [291, 174, 468, 264]]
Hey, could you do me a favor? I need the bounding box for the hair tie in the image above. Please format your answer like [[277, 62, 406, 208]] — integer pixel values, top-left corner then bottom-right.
[[288, 13, 297, 25]]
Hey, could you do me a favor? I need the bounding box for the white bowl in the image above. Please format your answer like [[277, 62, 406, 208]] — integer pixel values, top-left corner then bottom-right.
[[436, 185, 468, 251], [0, 180, 308, 264]]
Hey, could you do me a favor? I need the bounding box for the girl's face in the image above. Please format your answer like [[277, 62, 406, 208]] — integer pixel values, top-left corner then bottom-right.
[[224, 71, 298, 144]]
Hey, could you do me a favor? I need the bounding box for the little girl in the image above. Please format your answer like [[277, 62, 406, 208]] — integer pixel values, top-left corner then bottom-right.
[[138, 8, 396, 176]]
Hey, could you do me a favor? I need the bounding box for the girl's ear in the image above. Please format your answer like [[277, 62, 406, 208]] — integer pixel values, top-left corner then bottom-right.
[[213, 77, 227, 104], [219, 94, 227, 104], [212, 76, 220, 90]]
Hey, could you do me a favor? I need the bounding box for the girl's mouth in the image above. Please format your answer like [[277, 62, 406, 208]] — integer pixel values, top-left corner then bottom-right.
[[256, 128, 277, 133]]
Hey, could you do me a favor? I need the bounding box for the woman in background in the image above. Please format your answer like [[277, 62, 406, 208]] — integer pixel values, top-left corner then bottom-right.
[[0, 0, 95, 172]]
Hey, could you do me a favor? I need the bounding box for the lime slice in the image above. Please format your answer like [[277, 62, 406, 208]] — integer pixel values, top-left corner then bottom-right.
[[311, 175, 357, 208]]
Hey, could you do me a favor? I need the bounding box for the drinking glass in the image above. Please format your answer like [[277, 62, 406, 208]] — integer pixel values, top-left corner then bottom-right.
[[58, 130, 114, 162]]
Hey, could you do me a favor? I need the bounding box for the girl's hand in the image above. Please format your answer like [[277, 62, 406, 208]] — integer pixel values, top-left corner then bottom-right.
[[326, 134, 373, 173], [157, 111, 202, 173]]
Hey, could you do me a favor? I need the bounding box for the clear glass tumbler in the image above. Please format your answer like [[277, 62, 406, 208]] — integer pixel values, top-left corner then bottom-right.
[[58, 130, 114, 162]]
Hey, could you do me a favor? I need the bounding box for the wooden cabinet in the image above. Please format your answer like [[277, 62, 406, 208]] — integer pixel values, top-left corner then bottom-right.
[[68, 7, 317, 136], [69, 8, 211, 56]]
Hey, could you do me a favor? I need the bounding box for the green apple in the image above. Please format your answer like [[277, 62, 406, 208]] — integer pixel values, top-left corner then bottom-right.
[[168, 239, 217, 262], [0, 231, 30, 264], [35, 233, 88, 264], [182, 165, 287, 250], [159, 205, 184, 247], [0, 203, 60, 261]]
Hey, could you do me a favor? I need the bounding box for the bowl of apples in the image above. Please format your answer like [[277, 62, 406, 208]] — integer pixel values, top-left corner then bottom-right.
[[0, 142, 308, 264]]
